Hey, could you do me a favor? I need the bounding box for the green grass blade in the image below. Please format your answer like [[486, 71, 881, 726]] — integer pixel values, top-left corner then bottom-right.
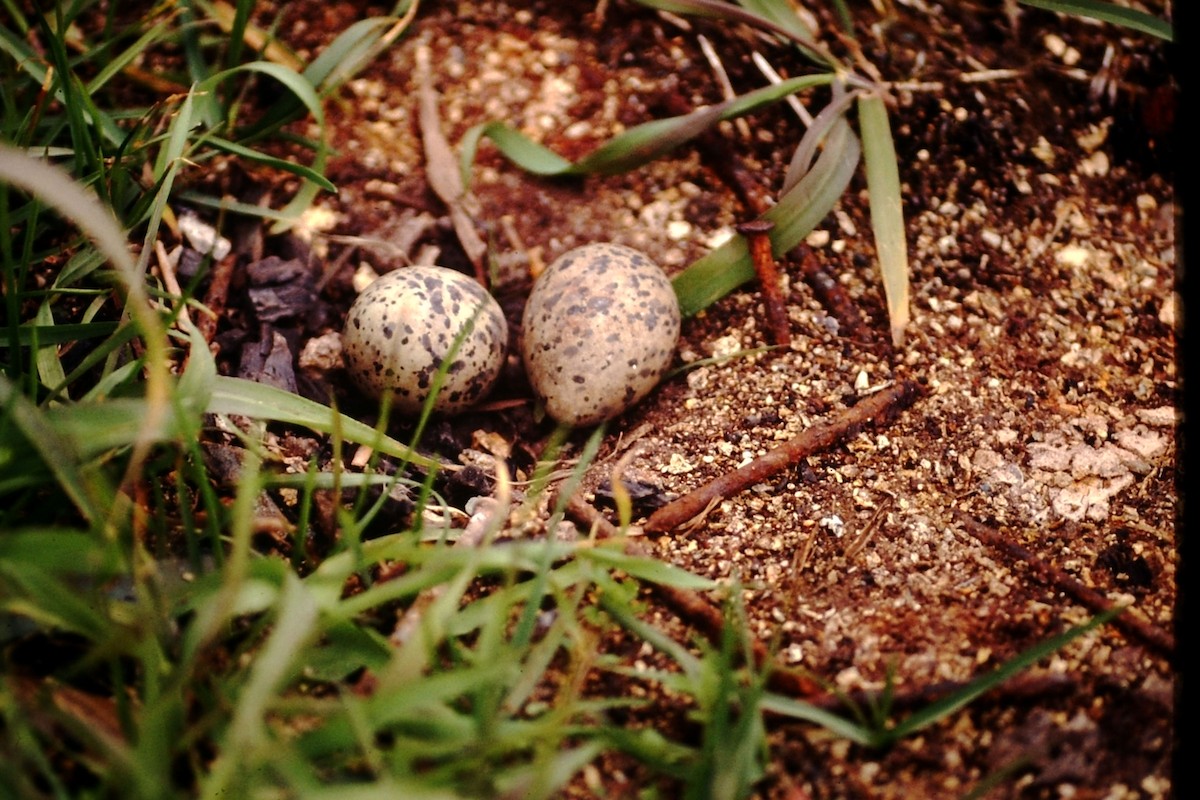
[[0, 373, 104, 521], [464, 74, 834, 183], [176, 321, 216, 421], [235, 14, 403, 141], [631, 0, 829, 61], [172, 189, 304, 221], [33, 301, 68, 399], [150, 87, 198, 193], [203, 572, 319, 795], [205, 135, 337, 191], [55, 247, 109, 288], [736, 0, 817, 40], [757, 693, 876, 746], [671, 115, 861, 317], [857, 93, 909, 347], [0, 145, 173, 490], [494, 742, 607, 800], [0, 529, 117, 575], [85, 18, 174, 95], [221, 0, 254, 70], [884, 607, 1124, 744], [303, 16, 407, 94], [0, 562, 110, 639], [0, 322, 121, 348], [597, 574, 703, 680], [41, 399, 176, 458], [460, 122, 573, 181], [781, 85, 858, 192], [206, 375, 440, 470], [1018, 0, 1173, 40], [195, 62, 330, 231], [581, 545, 717, 590], [0, 24, 48, 85], [578, 74, 834, 175]]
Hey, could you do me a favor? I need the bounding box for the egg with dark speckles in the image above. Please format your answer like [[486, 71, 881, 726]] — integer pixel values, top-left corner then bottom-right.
[[343, 266, 507, 415], [521, 243, 681, 427]]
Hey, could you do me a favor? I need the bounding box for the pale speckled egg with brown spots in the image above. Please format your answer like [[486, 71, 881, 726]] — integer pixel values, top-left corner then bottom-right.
[[521, 243, 681, 427], [342, 266, 507, 415]]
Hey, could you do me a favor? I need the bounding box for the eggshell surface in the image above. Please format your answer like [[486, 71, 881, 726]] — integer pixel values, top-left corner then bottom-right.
[[521, 243, 681, 427], [343, 266, 507, 415]]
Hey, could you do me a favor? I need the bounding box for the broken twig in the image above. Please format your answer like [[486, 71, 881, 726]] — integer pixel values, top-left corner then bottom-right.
[[737, 219, 792, 347], [955, 511, 1175, 660], [796, 247, 879, 347], [197, 250, 236, 348], [644, 380, 925, 534]]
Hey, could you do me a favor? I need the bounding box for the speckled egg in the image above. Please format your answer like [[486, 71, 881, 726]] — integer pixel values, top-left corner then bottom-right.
[[521, 243, 681, 427], [342, 266, 507, 415]]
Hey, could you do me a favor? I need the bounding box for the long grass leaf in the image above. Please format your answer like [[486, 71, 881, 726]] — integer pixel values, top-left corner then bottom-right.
[[460, 122, 572, 180], [42, 399, 176, 458], [173, 189, 303, 221], [0, 321, 120, 348], [671, 115, 860, 316], [736, 0, 816, 40], [631, 0, 829, 62], [582, 545, 717, 589], [758, 693, 876, 745], [1018, 0, 1172, 40], [205, 135, 337, 190], [463, 74, 834, 182], [781, 84, 857, 192], [596, 573, 703, 679], [0, 530, 117, 575], [0, 26, 48, 84], [85, 19, 174, 94], [885, 607, 1123, 743], [857, 93, 909, 347], [33, 302, 68, 400], [495, 742, 606, 800], [303, 14, 416, 94], [202, 572, 319, 795], [207, 375, 440, 470], [0, 373, 102, 520], [176, 321, 216, 422], [0, 562, 110, 639]]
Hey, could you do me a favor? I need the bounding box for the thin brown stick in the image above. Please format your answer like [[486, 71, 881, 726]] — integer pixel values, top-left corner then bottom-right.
[[562, 493, 823, 699], [644, 380, 925, 534], [795, 247, 879, 347], [197, 250, 237, 347], [737, 220, 792, 347], [690, 118, 880, 346], [660, 87, 881, 347], [955, 512, 1175, 660]]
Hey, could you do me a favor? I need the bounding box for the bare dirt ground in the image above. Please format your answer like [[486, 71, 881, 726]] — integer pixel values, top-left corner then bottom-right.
[[206, 1, 1179, 796]]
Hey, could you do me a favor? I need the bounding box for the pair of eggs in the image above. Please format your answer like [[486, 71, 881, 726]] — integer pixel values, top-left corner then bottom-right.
[[341, 243, 681, 427]]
